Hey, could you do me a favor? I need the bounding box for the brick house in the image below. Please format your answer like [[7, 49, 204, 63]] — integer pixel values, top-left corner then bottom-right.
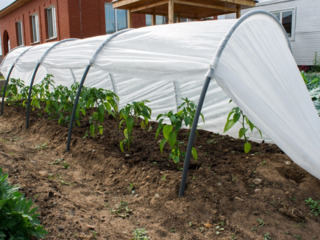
[[0, 0, 146, 57]]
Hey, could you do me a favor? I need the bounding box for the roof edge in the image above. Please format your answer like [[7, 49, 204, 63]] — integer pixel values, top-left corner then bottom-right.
[[0, 0, 32, 18]]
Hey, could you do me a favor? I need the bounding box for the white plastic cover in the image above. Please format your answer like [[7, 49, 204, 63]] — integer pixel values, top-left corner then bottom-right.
[[1, 11, 320, 180]]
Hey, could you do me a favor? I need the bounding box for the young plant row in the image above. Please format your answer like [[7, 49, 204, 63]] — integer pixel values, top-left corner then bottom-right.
[[5, 75, 119, 138], [4, 75, 204, 166]]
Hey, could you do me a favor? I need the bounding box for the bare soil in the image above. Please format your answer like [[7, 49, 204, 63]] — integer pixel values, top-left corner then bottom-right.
[[0, 104, 320, 240]]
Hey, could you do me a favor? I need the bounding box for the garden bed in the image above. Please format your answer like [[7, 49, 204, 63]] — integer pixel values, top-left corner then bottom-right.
[[0, 104, 320, 239]]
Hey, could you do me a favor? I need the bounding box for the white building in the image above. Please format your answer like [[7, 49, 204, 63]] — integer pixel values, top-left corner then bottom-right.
[[225, 0, 320, 66]]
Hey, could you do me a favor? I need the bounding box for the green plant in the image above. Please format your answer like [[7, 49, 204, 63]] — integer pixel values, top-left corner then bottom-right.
[[302, 71, 320, 115], [119, 100, 151, 152], [80, 86, 119, 137], [132, 228, 150, 240], [294, 234, 302, 240], [156, 98, 204, 165], [264, 232, 272, 240], [128, 182, 135, 195], [31, 74, 55, 111], [224, 102, 262, 153], [5, 78, 29, 107], [305, 197, 320, 216], [0, 168, 47, 239], [62, 162, 70, 169], [35, 143, 48, 150], [110, 201, 132, 218], [257, 219, 265, 227]]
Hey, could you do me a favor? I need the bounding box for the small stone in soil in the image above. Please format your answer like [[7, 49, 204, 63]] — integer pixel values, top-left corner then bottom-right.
[[253, 178, 263, 185]]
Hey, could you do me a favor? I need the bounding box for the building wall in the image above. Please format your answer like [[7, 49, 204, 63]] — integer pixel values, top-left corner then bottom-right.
[[0, 0, 146, 56], [225, 0, 320, 66]]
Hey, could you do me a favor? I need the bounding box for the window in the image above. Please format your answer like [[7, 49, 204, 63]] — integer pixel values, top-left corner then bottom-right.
[[272, 9, 295, 39], [145, 15, 167, 26], [31, 14, 40, 43], [46, 6, 57, 39], [16, 21, 24, 46], [105, 3, 127, 34], [0, 34, 2, 55]]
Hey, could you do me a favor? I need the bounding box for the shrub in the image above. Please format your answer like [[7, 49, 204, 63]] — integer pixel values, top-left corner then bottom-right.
[[0, 168, 47, 239]]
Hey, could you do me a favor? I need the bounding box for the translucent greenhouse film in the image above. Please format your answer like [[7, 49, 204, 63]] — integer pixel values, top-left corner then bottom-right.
[[1, 11, 320, 189]]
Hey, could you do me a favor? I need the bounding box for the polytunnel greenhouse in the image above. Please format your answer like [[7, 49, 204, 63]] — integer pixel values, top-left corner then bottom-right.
[[1, 10, 320, 195]]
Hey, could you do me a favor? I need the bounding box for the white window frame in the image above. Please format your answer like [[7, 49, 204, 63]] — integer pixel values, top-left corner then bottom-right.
[[16, 20, 24, 46], [31, 13, 40, 43], [105, 3, 127, 34], [271, 8, 296, 41], [46, 6, 57, 39]]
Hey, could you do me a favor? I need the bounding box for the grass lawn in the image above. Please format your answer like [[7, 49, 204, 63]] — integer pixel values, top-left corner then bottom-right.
[[0, 76, 4, 80]]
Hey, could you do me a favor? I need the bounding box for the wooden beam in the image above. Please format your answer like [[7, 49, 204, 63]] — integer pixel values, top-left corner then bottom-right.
[[168, 0, 174, 24], [174, 0, 236, 12], [236, 5, 241, 18], [151, 14, 156, 25], [127, 10, 132, 28], [112, 0, 141, 8], [218, 0, 256, 7], [130, 0, 168, 13]]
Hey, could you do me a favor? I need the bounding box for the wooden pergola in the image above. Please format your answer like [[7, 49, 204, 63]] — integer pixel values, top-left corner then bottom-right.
[[112, 0, 257, 27]]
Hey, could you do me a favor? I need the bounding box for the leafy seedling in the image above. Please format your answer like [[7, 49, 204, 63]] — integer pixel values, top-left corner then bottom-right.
[[305, 198, 320, 216], [110, 201, 132, 219], [35, 143, 48, 150], [62, 162, 70, 169], [49, 158, 64, 165], [257, 219, 265, 227], [264, 233, 272, 240], [224, 101, 262, 153], [132, 228, 150, 240], [128, 182, 135, 195]]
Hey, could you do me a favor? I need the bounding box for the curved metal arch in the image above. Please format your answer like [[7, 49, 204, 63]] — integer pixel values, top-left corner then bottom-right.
[[66, 29, 132, 151], [25, 38, 77, 129], [179, 10, 293, 196], [0, 47, 32, 115]]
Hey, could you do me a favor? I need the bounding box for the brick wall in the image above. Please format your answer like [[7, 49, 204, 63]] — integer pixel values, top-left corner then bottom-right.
[[0, 0, 146, 56]]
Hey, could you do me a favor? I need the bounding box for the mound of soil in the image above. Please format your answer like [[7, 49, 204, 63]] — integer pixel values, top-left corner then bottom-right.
[[0, 104, 320, 240]]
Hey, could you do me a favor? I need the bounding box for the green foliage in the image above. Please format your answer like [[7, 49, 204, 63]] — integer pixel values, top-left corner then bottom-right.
[[119, 100, 152, 152], [224, 102, 262, 153], [0, 168, 47, 239], [80, 86, 119, 137], [305, 197, 320, 216], [5, 75, 120, 138], [5, 78, 29, 107], [110, 201, 132, 219], [132, 228, 150, 240], [302, 71, 320, 115], [156, 98, 204, 165], [263, 233, 272, 240]]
